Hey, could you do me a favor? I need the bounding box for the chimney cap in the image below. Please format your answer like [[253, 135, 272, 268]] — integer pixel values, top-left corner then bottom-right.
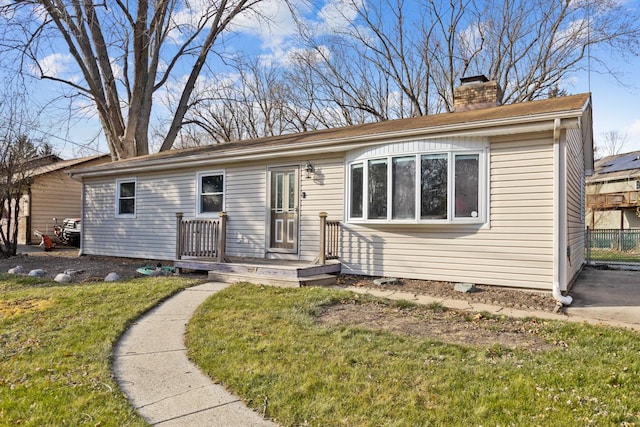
[[460, 74, 489, 85]]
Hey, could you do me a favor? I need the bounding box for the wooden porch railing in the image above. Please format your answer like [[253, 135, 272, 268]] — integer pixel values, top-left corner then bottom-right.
[[318, 212, 340, 264], [175, 212, 227, 262]]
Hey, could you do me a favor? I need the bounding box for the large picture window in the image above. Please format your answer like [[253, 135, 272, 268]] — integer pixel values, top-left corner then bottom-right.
[[348, 151, 485, 223], [197, 171, 225, 215], [116, 179, 136, 217]]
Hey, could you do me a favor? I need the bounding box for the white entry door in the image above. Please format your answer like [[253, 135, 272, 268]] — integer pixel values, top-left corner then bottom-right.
[[268, 167, 298, 253]]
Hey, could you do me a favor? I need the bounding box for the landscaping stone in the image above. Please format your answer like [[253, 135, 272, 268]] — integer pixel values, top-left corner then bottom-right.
[[28, 269, 46, 277], [54, 273, 72, 283], [454, 282, 478, 293], [105, 272, 121, 282], [64, 269, 83, 276], [374, 277, 398, 286], [8, 265, 24, 274]]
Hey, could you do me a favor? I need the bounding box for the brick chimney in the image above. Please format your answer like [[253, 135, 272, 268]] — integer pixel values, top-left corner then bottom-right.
[[453, 75, 503, 112]]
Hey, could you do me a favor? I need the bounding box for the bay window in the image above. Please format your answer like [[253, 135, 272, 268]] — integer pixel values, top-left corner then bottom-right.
[[348, 150, 485, 223], [392, 157, 416, 219], [368, 159, 387, 219]]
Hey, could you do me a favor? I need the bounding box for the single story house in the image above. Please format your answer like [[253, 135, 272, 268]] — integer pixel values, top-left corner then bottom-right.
[[70, 78, 593, 304], [13, 154, 110, 244], [586, 150, 640, 229]]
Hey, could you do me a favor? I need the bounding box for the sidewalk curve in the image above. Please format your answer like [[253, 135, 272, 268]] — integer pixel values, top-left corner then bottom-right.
[[113, 282, 278, 427], [113, 279, 639, 426]]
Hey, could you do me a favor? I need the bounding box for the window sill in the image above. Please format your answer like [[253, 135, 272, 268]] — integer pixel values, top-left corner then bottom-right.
[[346, 219, 486, 226]]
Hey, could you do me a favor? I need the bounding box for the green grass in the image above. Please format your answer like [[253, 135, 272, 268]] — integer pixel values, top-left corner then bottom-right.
[[0, 274, 202, 426], [187, 283, 640, 427], [589, 248, 640, 263]]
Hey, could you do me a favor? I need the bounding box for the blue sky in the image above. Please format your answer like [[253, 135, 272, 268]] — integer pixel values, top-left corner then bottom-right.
[[13, 0, 640, 158], [578, 61, 640, 153]]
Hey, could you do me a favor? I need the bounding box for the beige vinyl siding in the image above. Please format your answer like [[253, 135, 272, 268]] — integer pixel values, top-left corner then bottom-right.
[[566, 126, 586, 285], [339, 135, 555, 290], [28, 171, 84, 243], [83, 171, 195, 260], [298, 156, 345, 261], [224, 163, 267, 258]]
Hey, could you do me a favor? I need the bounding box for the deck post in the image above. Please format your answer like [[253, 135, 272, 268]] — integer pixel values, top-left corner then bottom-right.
[[218, 211, 228, 262], [319, 212, 327, 265], [175, 212, 183, 261]]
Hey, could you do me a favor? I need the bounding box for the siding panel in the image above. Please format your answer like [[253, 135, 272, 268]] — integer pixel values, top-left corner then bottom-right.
[[335, 136, 555, 290]]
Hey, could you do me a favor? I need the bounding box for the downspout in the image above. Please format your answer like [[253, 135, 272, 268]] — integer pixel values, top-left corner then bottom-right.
[[553, 118, 573, 306], [78, 181, 85, 256]]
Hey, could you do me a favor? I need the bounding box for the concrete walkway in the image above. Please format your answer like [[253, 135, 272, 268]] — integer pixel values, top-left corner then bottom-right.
[[113, 271, 640, 426], [113, 282, 278, 427]]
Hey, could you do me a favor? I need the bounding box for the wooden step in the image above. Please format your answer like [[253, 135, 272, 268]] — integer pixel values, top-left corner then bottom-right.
[[207, 271, 337, 287]]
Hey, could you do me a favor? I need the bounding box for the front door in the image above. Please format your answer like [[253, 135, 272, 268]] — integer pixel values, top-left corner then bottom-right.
[[269, 167, 299, 253]]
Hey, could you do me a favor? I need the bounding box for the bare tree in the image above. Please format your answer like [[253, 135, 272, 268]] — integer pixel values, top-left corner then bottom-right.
[[597, 130, 629, 158], [287, 0, 640, 122], [0, 0, 264, 160], [0, 134, 42, 257]]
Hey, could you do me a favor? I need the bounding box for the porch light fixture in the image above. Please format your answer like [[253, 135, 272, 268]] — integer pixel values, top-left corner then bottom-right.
[[304, 161, 315, 179]]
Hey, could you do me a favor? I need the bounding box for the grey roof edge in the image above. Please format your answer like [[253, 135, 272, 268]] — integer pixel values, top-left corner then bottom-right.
[[29, 154, 110, 177]]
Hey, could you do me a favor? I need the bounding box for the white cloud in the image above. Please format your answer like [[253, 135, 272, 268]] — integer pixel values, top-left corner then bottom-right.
[[32, 53, 72, 77], [230, 0, 302, 49], [316, 0, 361, 33]]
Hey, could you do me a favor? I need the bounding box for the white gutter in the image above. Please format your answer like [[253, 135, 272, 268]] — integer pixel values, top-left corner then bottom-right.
[[552, 118, 573, 306]]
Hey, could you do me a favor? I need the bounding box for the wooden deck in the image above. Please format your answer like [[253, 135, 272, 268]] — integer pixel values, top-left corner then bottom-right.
[[175, 256, 342, 287], [587, 191, 640, 209]]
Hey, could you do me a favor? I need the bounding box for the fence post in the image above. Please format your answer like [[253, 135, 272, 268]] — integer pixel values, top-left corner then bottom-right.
[[618, 228, 622, 251], [175, 212, 183, 260], [319, 212, 327, 265], [585, 226, 591, 264], [218, 211, 228, 262]]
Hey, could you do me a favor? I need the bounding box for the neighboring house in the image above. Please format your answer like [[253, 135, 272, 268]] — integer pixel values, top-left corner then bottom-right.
[[70, 77, 593, 302], [586, 150, 640, 229], [17, 154, 110, 244]]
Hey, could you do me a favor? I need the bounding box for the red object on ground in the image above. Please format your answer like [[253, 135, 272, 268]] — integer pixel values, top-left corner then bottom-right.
[[41, 234, 55, 251]]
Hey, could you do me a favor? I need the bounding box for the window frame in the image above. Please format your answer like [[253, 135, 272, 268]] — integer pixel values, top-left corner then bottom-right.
[[347, 150, 487, 225], [196, 170, 225, 217], [115, 178, 137, 218]]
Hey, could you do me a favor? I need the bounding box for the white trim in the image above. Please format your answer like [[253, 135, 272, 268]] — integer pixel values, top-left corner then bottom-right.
[[115, 178, 137, 218], [275, 219, 283, 243], [196, 170, 225, 217]]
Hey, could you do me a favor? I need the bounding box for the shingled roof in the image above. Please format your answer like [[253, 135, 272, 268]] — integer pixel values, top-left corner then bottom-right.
[[71, 93, 591, 177]]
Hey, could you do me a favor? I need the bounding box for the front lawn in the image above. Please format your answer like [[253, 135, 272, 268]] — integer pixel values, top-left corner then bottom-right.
[[187, 284, 640, 426], [0, 274, 201, 426]]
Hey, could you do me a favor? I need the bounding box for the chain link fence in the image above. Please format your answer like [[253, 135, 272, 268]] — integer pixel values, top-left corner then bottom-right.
[[585, 228, 640, 265]]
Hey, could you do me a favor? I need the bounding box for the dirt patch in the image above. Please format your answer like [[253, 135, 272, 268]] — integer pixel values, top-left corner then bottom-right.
[[0, 246, 206, 283], [316, 301, 559, 351], [336, 275, 558, 312]]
